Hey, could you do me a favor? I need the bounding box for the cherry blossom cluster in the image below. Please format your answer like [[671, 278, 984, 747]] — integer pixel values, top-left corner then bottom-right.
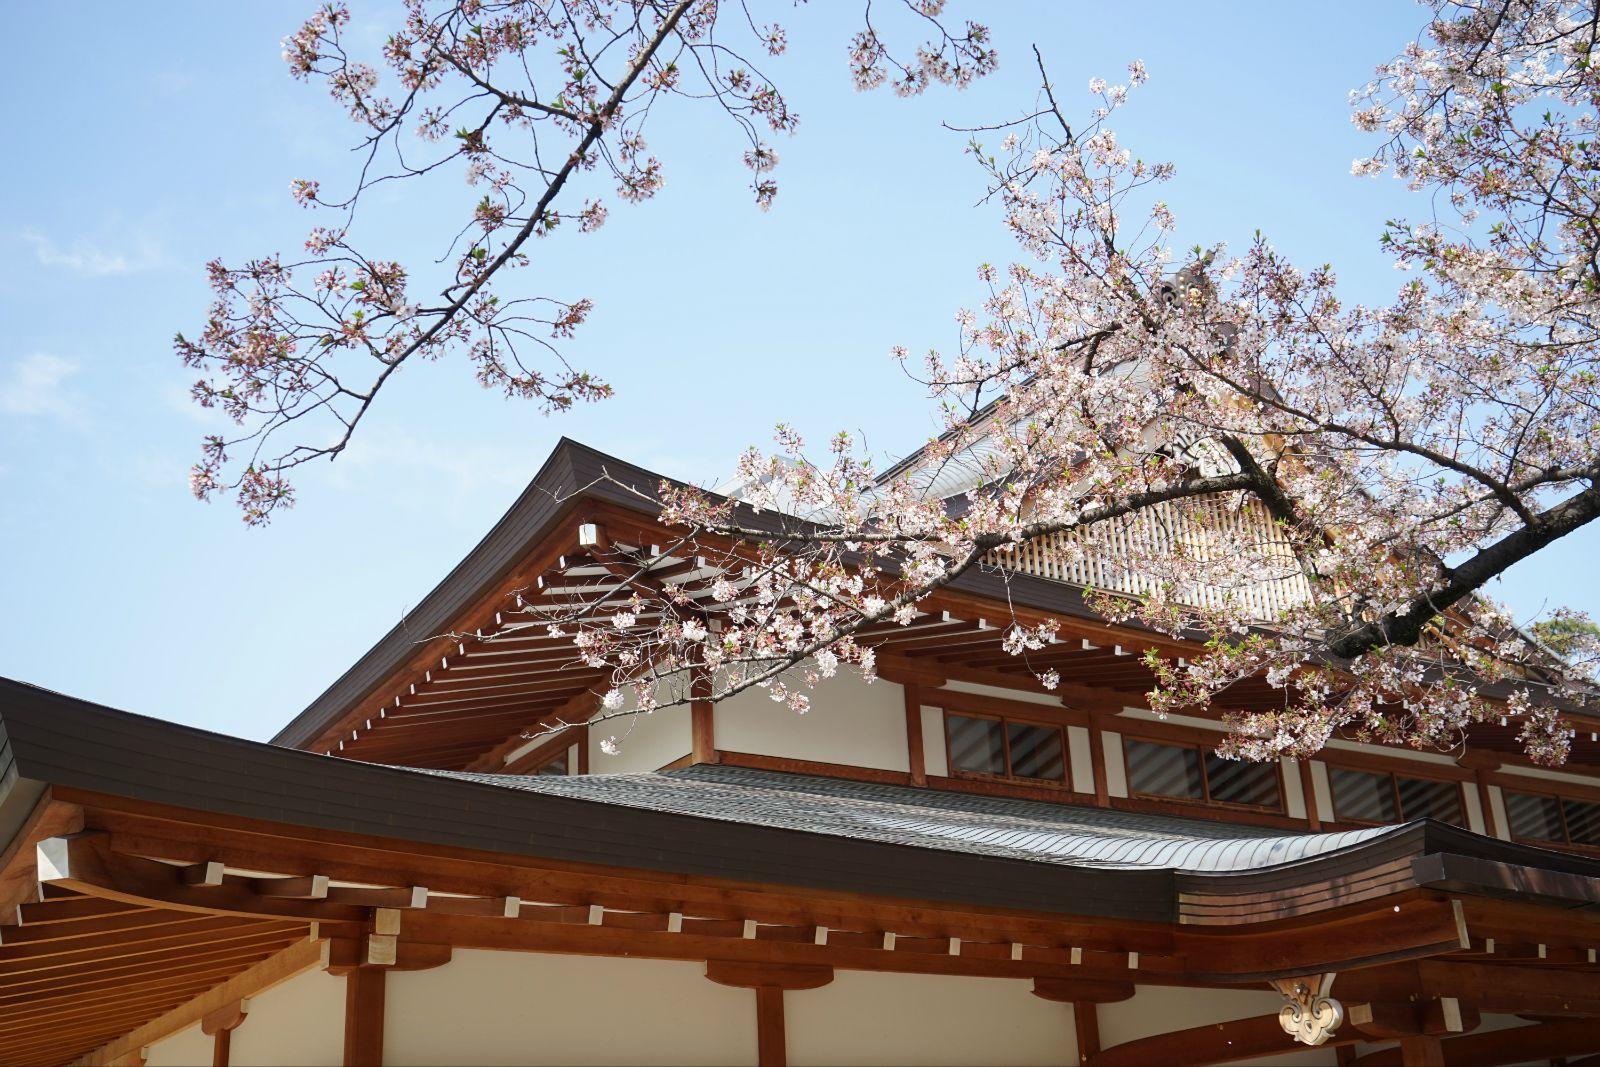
[[535, 8, 1600, 766], [181, 0, 994, 523]]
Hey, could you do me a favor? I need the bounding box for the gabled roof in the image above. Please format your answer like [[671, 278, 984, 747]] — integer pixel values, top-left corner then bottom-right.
[[270, 437, 1125, 753], [271, 437, 1600, 768]]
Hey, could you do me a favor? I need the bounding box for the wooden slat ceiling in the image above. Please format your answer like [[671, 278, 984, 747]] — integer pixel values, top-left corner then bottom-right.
[[0, 888, 306, 1066]]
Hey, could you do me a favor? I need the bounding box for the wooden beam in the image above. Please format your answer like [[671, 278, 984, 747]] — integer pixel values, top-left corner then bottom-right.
[[343, 967, 385, 1067], [1338, 959, 1600, 1017], [77, 938, 321, 1067], [1090, 1013, 1361, 1067], [1031, 977, 1135, 1004], [1347, 999, 1477, 1039], [36, 833, 364, 926], [0, 795, 84, 925], [704, 961, 833, 990], [1352, 1018, 1600, 1067]]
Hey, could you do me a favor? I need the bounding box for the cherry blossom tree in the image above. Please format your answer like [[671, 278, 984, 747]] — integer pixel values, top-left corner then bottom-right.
[[177, 0, 996, 523], [526, 1, 1600, 766]]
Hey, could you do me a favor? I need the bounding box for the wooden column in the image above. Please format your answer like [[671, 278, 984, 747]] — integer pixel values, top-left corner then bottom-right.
[[691, 658, 718, 766], [343, 967, 386, 1067], [706, 961, 832, 1067], [904, 684, 927, 787], [1298, 760, 1322, 830], [201, 1001, 248, 1067], [1398, 1035, 1444, 1067], [1074, 1001, 1101, 1066], [1457, 752, 1502, 837], [1086, 711, 1110, 807], [1030, 977, 1131, 1066], [756, 986, 785, 1067]]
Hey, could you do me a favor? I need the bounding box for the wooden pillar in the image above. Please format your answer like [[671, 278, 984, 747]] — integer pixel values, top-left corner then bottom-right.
[[1087, 711, 1110, 807], [691, 658, 718, 765], [1299, 760, 1322, 830], [1399, 1034, 1444, 1067], [1029, 977, 1131, 1065], [756, 986, 785, 1067], [201, 1000, 248, 1067], [706, 961, 832, 1067], [1475, 771, 1502, 837], [343, 967, 386, 1067], [904, 684, 927, 787], [1457, 752, 1502, 837], [1074, 1001, 1101, 1066]]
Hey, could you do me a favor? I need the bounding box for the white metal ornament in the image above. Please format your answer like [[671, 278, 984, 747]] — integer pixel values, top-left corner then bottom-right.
[[1271, 973, 1343, 1046]]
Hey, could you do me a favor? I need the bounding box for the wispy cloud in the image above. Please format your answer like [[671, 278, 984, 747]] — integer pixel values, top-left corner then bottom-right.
[[0, 354, 84, 421], [20, 230, 167, 277]]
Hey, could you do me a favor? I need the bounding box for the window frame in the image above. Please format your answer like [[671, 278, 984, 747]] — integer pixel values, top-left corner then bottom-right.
[[1502, 786, 1600, 849], [942, 709, 1070, 788], [1326, 764, 1466, 827], [1120, 733, 1285, 814]]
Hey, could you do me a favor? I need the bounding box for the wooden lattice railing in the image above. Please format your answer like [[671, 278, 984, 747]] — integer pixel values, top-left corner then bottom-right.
[[991, 495, 1315, 621]]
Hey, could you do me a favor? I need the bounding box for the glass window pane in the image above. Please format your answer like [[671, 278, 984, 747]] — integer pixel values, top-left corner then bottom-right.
[[1125, 739, 1204, 800], [1563, 799, 1600, 846], [1007, 722, 1066, 783], [1330, 767, 1398, 823], [1205, 754, 1281, 809], [948, 714, 1006, 777], [1505, 792, 1565, 842], [534, 751, 567, 776], [1395, 776, 1462, 825]]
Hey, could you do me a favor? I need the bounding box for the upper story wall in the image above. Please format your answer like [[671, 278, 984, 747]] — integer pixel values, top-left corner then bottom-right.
[[715, 672, 911, 774]]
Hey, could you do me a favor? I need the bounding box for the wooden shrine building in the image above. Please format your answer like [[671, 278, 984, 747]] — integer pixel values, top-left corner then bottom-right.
[[4, 438, 1600, 1066]]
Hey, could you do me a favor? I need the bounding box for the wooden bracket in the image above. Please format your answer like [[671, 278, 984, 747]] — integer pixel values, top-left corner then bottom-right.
[[704, 961, 834, 990], [1030, 977, 1135, 1004]]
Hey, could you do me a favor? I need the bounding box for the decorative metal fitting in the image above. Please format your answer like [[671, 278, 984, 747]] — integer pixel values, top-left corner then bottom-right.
[[1271, 972, 1343, 1046]]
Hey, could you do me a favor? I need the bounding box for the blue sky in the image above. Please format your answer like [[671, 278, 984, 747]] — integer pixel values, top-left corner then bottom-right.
[[3, 2, 1593, 741]]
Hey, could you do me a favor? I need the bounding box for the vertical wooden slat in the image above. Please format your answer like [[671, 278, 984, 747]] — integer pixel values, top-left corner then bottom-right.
[[211, 1028, 230, 1067]]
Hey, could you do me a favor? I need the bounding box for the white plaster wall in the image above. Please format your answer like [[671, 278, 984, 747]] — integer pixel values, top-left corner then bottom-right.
[[587, 701, 692, 774], [1487, 785, 1512, 840], [1463, 781, 1486, 834], [384, 949, 756, 1066], [1097, 985, 1338, 1066], [1067, 725, 1095, 794], [1101, 731, 1129, 798], [1498, 762, 1600, 788], [941, 680, 1063, 707], [143, 1022, 213, 1067], [785, 970, 1074, 1066], [1309, 761, 1335, 823], [921, 705, 949, 777], [227, 966, 345, 1066], [716, 672, 910, 773], [1281, 758, 1307, 819]]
